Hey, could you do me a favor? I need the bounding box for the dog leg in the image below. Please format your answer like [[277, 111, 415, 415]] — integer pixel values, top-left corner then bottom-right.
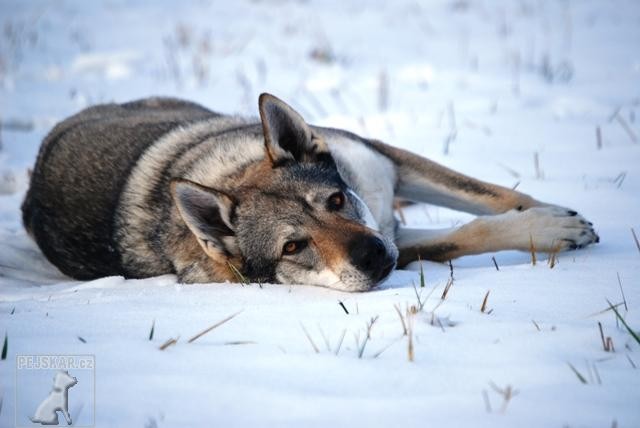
[[396, 206, 599, 266], [369, 140, 544, 215], [62, 407, 72, 425]]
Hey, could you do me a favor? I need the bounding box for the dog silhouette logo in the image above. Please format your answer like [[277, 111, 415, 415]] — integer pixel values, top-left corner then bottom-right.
[[30, 370, 78, 425]]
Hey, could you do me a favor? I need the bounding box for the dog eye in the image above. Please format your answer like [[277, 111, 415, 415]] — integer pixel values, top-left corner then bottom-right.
[[282, 240, 307, 256], [327, 192, 345, 211]]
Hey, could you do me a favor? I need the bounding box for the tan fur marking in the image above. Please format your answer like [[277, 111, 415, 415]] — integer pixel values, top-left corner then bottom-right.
[[310, 216, 371, 271]]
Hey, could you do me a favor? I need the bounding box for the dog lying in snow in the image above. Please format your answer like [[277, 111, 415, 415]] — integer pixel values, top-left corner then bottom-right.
[[22, 93, 598, 291]]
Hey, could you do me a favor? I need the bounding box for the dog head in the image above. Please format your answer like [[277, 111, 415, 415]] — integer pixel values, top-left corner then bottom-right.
[[53, 370, 78, 390], [172, 93, 397, 291]]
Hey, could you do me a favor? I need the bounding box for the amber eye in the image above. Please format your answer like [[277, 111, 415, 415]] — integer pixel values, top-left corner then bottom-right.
[[283, 240, 307, 256], [327, 192, 345, 211]]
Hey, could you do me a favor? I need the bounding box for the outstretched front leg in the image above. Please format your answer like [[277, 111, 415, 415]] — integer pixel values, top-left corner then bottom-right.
[[396, 206, 599, 266], [366, 140, 599, 264], [369, 139, 544, 215]]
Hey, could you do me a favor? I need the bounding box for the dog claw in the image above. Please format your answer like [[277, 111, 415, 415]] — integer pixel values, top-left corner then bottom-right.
[[568, 210, 578, 216]]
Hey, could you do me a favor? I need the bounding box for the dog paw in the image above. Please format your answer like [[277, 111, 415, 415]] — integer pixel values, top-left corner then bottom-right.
[[516, 205, 599, 252]]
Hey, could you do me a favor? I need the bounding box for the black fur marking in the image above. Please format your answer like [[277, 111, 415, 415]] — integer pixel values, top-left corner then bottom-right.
[[398, 243, 460, 266], [242, 257, 277, 283]]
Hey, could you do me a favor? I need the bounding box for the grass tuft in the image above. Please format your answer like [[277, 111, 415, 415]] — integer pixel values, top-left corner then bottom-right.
[[77, 336, 86, 343]]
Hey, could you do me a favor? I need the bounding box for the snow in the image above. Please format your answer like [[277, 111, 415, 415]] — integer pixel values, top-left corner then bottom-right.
[[1, 0, 639, 427]]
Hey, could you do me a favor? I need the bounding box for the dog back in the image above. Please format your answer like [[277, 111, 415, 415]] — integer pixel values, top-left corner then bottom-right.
[[22, 98, 217, 279]]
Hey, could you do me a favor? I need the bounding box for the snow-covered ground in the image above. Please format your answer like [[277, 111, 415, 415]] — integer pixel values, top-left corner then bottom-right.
[[1, 0, 639, 426]]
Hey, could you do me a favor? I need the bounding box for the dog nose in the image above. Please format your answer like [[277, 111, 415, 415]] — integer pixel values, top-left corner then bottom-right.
[[348, 235, 394, 281]]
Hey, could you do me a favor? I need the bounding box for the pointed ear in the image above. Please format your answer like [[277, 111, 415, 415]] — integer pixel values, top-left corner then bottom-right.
[[171, 179, 237, 258], [258, 93, 329, 164]]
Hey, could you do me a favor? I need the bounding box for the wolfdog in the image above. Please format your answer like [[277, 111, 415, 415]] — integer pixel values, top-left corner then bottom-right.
[[22, 94, 598, 291]]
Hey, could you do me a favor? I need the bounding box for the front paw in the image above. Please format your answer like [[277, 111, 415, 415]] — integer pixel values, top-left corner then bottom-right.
[[518, 206, 599, 252]]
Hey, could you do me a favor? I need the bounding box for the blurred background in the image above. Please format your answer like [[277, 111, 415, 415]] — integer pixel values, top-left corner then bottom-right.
[[0, 0, 639, 230]]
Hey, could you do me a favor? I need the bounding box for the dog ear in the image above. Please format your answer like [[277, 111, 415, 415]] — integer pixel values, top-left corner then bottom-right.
[[258, 93, 329, 165], [171, 179, 237, 258]]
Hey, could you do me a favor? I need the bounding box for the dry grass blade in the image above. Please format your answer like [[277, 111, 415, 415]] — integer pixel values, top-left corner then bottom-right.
[[480, 290, 490, 313], [596, 125, 602, 149], [606, 299, 640, 345], [412, 281, 426, 312], [488, 382, 519, 413], [149, 319, 155, 341], [615, 114, 638, 143], [318, 325, 331, 351], [419, 256, 426, 288], [372, 336, 402, 359], [159, 336, 179, 351], [188, 310, 243, 343], [338, 300, 349, 314], [529, 234, 537, 266], [626, 354, 637, 369], [334, 329, 347, 356], [532, 320, 541, 331], [407, 314, 414, 362], [631, 228, 640, 255], [441, 277, 453, 300], [358, 316, 379, 358], [491, 256, 499, 271], [394, 303, 408, 335], [482, 390, 492, 413], [616, 273, 628, 312], [2, 332, 7, 360], [534, 152, 543, 179], [548, 243, 562, 268], [586, 301, 625, 317], [226, 261, 248, 285], [598, 322, 614, 352], [567, 362, 588, 384], [300, 322, 319, 353]]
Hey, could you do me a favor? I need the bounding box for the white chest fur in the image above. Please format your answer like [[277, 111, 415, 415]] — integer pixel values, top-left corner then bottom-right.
[[327, 136, 397, 239]]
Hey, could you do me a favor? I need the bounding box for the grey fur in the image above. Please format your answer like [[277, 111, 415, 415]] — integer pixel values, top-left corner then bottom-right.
[[23, 93, 599, 291]]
